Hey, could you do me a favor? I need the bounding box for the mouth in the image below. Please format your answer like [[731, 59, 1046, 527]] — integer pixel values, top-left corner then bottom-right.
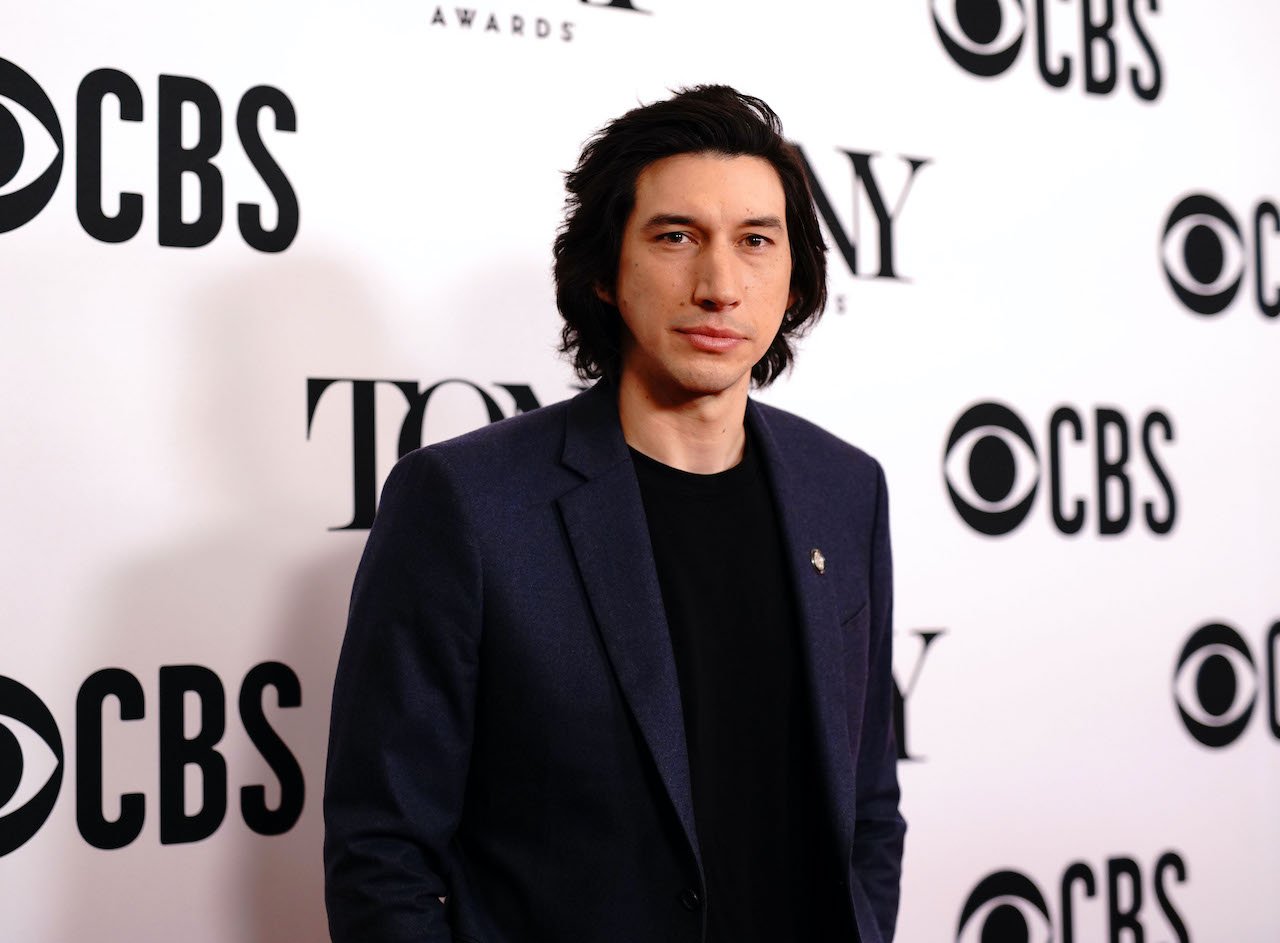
[[676, 325, 747, 339], [675, 325, 748, 353]]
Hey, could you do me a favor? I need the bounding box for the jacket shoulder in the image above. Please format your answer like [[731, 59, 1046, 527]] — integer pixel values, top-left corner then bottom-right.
[[384, 395, 579, 536], [397, 396, 571, 475], [751, 399, 883, 480]]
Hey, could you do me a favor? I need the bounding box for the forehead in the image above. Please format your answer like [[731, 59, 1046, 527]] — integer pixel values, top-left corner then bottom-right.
[[630, 152, 786, 218]]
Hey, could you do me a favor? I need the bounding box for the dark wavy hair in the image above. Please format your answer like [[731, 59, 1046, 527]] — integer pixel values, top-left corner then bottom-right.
[[553, 85, 828, 388]]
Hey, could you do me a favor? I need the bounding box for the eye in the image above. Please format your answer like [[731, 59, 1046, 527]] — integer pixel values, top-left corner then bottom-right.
[[0, 675, 65, 856], [0, 93, 61, 199], [944, 402, 1040, 536], [0, 715, 60, 818], [0, 57, 65, 234], [1174, 623, 1257, 748], [1161, 194, 1245, 315], [658, 231, 691, 245], [957, 870, 1052, 943], [742, 233, 773, 249], [932, 0, 1027, 77]]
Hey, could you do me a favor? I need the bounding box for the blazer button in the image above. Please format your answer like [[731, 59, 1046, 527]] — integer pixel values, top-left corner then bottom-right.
[[679, 888, 702, 911]]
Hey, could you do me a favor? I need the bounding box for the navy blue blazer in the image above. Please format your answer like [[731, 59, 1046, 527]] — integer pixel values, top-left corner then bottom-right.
[[324, 380, 905, 943]]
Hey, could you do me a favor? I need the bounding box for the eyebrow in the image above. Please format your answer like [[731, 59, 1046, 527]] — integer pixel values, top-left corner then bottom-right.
[[640, 213, 784, 231]]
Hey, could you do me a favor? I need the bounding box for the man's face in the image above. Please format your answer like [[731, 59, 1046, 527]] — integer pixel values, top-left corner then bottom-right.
[[604, 152, 794, 404]]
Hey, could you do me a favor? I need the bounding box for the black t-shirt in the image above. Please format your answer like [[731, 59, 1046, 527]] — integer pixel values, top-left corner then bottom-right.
[[631, 433, 843, 943]]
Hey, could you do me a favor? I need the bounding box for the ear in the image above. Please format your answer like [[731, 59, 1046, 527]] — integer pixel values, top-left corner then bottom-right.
[[594, 282, 615, 305]]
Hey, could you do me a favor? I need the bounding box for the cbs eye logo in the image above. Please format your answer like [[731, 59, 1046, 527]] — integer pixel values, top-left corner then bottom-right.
[[0, 676, 64, 856], [0, 55, 296, 250], [944, 400, 1176, 538], [956, 870, 1050, 943], [0, 57, 64, 234], [956, 855, 1191, 943], [1173, 621, 1279, 749], [943, 402, 1039, 536], [1161, 193, 1280, 318], [930, 0, 1025, 78], [929, 0, 1162, 100]]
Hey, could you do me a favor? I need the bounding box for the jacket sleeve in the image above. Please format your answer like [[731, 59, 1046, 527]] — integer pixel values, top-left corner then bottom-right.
[[324, 449, 481, 943], [850, 460, 907, 941]]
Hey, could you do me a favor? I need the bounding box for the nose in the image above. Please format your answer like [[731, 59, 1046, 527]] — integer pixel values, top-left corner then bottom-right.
[[692, 241, 742, 311]]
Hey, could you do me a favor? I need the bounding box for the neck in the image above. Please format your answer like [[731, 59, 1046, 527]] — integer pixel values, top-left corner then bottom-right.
[[617, 372, 749, 474]]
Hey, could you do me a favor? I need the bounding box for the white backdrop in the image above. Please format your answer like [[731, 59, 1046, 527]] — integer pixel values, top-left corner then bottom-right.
[[2, 1, 1277, 940]]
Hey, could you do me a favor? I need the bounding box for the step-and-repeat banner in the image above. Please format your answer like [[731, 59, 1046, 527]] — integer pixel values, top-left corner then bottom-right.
[[2, 2, 1277, 940]]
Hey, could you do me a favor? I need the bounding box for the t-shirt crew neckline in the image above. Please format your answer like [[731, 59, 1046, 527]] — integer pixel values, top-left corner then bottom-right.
[[626, 433, 755, 496]]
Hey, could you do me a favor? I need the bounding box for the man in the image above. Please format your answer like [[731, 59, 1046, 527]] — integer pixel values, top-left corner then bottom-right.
[[324, 85, 905, 943]]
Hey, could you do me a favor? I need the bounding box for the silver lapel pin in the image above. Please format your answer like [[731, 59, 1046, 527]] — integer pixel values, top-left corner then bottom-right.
[[810, 548, 826, 575]]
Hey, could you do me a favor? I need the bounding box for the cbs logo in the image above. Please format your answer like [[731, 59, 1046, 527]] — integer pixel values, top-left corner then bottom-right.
[[1161, 193, 1279, 318], [957, 854, 1189, 943], [0, 55, 295, 250], [1173, 621, 1279, 748], [943, 401, 1175, 537], [0, 664, 302, 858], [0, 57, 63, 234], [0, 676, 64, 857], [930, 0, 1162, 99]]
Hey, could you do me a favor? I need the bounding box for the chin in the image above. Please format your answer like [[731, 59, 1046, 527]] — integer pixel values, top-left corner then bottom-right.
[[668, 361, 752, 399]]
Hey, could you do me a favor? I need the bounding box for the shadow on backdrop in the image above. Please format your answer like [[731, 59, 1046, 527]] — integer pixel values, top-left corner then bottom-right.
[[56, 255, 390, 943]]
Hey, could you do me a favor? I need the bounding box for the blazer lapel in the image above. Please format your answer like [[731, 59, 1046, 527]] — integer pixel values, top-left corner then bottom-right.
[[555, 382, 702, 873], [747, 402, 858, 862]]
